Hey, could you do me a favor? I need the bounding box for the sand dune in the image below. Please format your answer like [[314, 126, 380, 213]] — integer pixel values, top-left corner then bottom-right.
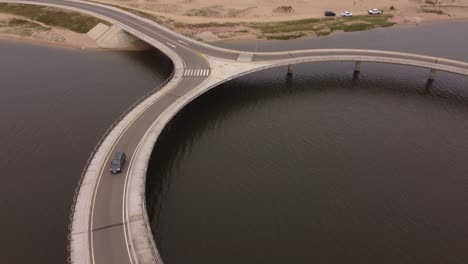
[[95, 0, 468, 24]]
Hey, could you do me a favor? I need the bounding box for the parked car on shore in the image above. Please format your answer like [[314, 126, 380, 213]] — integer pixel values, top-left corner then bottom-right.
[[368, 8, 383, 15], [341, 11, 353, 17], [324, 11, 336, 16]]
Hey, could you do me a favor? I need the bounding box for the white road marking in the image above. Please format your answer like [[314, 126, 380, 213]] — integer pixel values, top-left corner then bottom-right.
[[165, 42, 177, 48], [122, 143, 140, 264], [177, 40, 189, 45], [182, 68, 211, 76], [90, 127, 137, 264]]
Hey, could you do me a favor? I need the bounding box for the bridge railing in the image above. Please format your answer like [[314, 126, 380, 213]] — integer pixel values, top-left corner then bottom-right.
[[66, 64, 175, 263]]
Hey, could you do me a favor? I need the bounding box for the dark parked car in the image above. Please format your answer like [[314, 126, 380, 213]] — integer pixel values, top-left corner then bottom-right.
[[324, 11, 336, 16], [110, 152, 126, 174]]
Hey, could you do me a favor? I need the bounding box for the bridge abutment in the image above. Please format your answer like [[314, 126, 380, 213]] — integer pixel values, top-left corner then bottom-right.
[[88, 23, 150, 50]]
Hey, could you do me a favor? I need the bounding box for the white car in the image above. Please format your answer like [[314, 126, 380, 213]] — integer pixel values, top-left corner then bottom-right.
[[368, 8, 383, 15], [341, 11, 353, 17]]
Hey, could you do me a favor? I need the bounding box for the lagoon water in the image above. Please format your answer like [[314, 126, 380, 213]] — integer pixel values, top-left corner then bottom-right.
[[146, 22, 468, 264], [0, 40, 171, 263], [2, 21, 468, 264]]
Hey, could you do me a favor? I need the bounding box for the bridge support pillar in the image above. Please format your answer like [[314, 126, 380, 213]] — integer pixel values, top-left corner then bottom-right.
[[428, 69, 437, 82], [287, 64, 293, 76], [354, 61, 361, 76], [426, 69, 436, 88]]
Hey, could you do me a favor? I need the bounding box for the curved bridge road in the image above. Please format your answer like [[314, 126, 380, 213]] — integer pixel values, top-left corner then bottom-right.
[[5, 1, 468, 264]]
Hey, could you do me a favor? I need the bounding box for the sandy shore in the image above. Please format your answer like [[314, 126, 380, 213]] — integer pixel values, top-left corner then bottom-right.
[[94, 0, 468, 24], [0, 12, 149, 50], [90, 0, 468, 41], [1, 0, 468, 47], [0, 13, 101, 49]]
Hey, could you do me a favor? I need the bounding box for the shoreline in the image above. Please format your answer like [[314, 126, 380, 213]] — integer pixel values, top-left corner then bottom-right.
[[395, 15, 468, 26], [0, 33, 151, 51], [0, 33, 99, 50], [2, 18, 468, 49], [1, 3, 468, 49], [208, 16, 468, 44], [3, 17, 467, 49], [0, 3, 149, 51]]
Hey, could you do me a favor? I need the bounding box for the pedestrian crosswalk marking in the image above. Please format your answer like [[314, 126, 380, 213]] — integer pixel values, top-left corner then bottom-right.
[[183, 68, 210, 76]]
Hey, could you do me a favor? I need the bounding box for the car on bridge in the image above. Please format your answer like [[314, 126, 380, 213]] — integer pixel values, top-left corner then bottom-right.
[[368, 8, 383, 15], [110, 152, 126, 174]]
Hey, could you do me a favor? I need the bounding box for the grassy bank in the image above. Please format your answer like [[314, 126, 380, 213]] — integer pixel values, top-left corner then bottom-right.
[[7, 18, 48, 30], [174, 14, 395, 40], [83, 3, 396, 41], [249, 15, 395, 39], [0, 18, 50, 37], [0, 3, 104, 33]]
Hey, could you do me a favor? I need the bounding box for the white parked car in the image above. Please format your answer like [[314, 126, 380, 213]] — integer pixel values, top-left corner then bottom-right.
[[368, 8, 383, 15], [341, 11, 353, 17]]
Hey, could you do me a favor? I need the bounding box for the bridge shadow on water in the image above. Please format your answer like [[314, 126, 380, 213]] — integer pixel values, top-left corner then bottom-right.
[[146, 61, 468, 264]]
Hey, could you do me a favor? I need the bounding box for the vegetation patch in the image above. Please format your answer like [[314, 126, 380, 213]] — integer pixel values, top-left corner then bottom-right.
[[7, 18, 49, 30], [420, 8, 445, 15], [170, 14, 395, 41], [248, 15, 394, 36], [184, 5, 255, 18], [343, 20, 370, 26], [0, 18, 49, 36], [316, 30, 331, 36], [185, 5, 224, 17], [0, 3, 103, 33], [264, 32, 306, 40], [273, 6, 294, 14], [181, 21, 239, 28], [248, 17, 322, 34], [226, 7, 256, 18]]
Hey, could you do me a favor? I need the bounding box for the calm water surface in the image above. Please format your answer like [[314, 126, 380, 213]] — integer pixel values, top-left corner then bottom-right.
[[0, 40, 171, 263], [147, 22, 468, 263], [216, 21, 468, 61]]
